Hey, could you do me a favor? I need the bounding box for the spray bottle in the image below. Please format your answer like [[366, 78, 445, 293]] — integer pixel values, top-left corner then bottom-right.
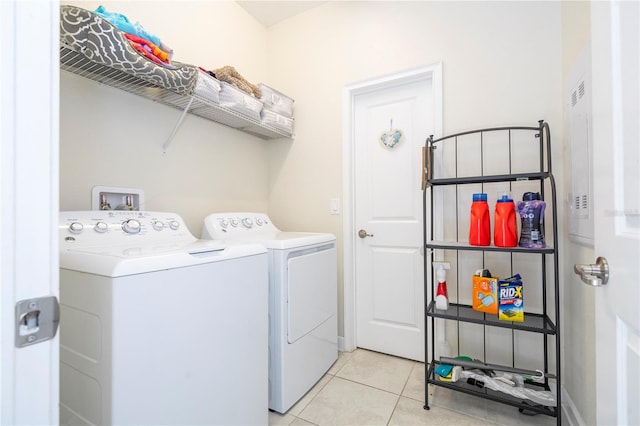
[[434, 261, 450, 310], [433, 261, 451, 359]]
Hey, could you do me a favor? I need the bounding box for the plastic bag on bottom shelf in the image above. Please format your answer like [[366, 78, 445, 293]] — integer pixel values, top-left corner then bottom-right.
[[460, 370, 557, 407]]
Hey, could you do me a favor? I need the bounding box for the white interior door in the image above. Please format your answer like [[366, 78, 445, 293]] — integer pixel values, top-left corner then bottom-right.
[[591, 1, 640, 424], [0, 1, 60, 424], [353, 72, 435, 362]]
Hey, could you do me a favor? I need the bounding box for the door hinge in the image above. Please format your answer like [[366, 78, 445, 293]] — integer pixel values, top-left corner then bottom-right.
[[422, 137, 435, 190]]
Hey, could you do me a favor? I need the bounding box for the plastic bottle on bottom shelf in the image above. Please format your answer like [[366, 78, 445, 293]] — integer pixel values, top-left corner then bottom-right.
[[516, 192, 546, 248], [494, 192, 517, 247], [469, 193, 490, 246]]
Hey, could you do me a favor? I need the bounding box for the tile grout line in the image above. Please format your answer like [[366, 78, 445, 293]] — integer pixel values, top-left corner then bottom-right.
[[385, 360, 419, 426], [289, 373, 335, 424]]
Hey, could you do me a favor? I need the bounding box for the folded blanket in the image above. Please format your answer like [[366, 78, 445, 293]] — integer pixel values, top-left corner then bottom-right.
[[212, 65, 262, 98]]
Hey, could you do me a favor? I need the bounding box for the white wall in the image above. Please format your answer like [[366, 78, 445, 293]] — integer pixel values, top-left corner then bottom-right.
[[60, 1, 271, 235], [265, 1, 563, 339]]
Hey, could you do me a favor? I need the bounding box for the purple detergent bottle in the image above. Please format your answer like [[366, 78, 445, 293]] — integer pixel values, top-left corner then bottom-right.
[[516, 192, 546, 248]]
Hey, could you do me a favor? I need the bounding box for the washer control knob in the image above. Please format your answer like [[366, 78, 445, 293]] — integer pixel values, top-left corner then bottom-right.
[[255, 218, 264, 226], [94, 222, 108, 233], [241, 217, 253, 228], [68, 222, 84, 234], [168, 220, 180, 230], [122, 219, 141, 234], [152, 221, 165, 231], [219, 219, 229, 228], [230, 219, 239, 227]]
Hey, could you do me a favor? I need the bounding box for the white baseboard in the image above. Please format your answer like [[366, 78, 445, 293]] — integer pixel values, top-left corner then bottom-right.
[[561, 386, 586, 426]]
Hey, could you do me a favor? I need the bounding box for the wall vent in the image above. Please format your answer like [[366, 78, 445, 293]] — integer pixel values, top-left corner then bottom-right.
[[579, 81, 585, 99], [571, 91, 577, 107], [573, 194, 589, 217]]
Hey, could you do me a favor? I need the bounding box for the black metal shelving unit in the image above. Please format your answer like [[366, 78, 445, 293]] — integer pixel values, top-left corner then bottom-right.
[[422, 121, 560, 424]]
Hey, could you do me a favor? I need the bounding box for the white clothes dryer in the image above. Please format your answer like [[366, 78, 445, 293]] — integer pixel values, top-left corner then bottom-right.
[[59, 211, 268, 426], [202, 213, 338, 413]]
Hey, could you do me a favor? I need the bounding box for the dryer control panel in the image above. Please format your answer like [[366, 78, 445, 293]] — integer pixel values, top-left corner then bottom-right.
[[202, 212, 277, 239], [59, 211, 195, 248]]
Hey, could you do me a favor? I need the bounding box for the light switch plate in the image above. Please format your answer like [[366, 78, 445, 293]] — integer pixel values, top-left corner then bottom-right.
[[330, 198, 340, 215]]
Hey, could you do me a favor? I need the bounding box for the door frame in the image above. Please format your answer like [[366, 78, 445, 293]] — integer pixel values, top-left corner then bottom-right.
[[341, 64, 443, 352], [1, 0, 60, 423]]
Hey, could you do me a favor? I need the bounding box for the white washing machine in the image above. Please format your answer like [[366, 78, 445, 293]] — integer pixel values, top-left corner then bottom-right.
[[202, 213, 338, 413], [58, 211, 269, 426]]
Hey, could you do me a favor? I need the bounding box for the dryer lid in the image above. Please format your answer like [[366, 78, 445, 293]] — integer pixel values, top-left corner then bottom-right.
[[220, 231, 335, 250]]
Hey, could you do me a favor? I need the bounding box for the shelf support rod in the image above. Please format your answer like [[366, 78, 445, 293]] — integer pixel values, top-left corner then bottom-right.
[[162, 96, 195, 153]]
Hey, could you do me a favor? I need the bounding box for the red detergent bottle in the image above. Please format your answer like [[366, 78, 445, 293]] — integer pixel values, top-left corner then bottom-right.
[[494, 192, 517, 247], [469, 193, 490, 246]]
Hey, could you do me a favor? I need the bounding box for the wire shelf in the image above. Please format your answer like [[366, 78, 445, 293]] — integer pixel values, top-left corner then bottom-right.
[[60, 44, 292, 140]]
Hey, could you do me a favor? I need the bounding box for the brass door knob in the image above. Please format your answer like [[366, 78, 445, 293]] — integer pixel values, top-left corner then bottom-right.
[[358, 229, 374, 239]]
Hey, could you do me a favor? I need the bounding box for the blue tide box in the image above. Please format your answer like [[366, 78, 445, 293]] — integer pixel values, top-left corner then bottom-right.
[[498, 274, 524, 322]]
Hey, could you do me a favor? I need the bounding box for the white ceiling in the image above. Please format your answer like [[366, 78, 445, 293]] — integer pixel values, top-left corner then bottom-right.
[[236, 1, 327, 27]]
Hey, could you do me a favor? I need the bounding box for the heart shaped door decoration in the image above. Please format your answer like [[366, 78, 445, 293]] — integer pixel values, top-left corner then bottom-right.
[[379, 129, 404, 149]]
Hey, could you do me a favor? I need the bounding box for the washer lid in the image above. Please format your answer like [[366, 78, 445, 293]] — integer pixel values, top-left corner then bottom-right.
[[60, 240, 267, 277], [64, 239, 225, 258]]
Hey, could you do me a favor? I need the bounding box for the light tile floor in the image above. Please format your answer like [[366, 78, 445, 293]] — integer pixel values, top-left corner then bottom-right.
[[268, 349, 559, 426]]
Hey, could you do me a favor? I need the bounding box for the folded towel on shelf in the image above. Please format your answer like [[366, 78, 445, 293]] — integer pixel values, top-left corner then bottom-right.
[[94, 5, 173, 59], [124, 34, 173, 67], [212, 65, 262, 98]]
